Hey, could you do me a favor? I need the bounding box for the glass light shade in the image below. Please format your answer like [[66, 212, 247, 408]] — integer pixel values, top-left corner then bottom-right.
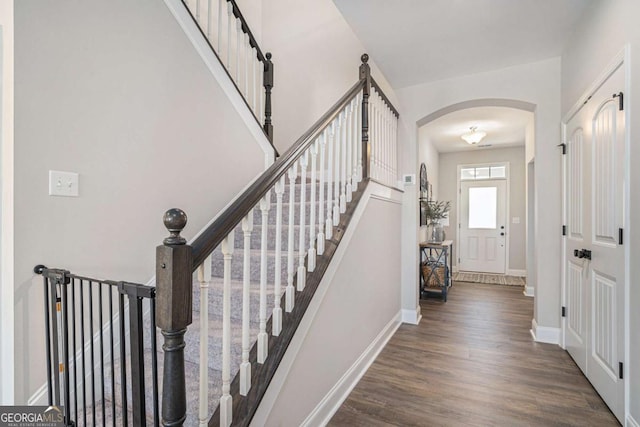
[[461, 127, 486, 145]]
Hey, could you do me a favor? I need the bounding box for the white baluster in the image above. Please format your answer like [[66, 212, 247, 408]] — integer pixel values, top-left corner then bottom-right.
[[317, 130, 327, 255], [368, 92, 374, 180], [297, 152, 308, 291], [286, 163, 297, 312], [357, 91, 364, 182], [217, 0, 223, 52], [345, 101, 353, 203], [239, 213, 253, 396], [273, 177, 285, 336], [235, 19, 242, 84], [308, 140, 318, 272], [352, 94, 360, 189], [259, 59, 264, 124], [244, 34, 250, 98], [333, 114, 341, 226], [206, 0, 212, 40], [226, 1, 233, 69], [220, 231, 234, 427], [198, 254, 212, 427], [258, 194, 270, 363], [195, 0, 201, 22], [252, 48, 258, 115], [340, 107, 348, 213], [325, 123, 334, 240]]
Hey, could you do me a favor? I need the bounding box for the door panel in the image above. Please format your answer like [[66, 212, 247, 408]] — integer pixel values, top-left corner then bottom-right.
[[459, 179, 506, 274], [563, 64, 625, 422]]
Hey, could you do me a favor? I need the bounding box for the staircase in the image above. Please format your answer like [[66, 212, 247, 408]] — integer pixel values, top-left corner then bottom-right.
[[38, 1, 400, 425]]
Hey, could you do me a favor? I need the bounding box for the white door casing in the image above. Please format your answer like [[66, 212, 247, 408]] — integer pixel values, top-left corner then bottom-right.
[[459, 178, 507, 274], [562, 61, 625, 422]]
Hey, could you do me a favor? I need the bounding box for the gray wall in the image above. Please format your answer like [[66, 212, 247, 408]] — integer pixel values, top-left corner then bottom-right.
[[438, 146, 526, 272], [14, 0, 265, 402], [262, 193, 401, 425]]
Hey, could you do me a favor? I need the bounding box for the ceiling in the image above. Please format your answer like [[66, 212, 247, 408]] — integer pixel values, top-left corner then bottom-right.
[[420, 107, 533, 153], [333, 0, 595, 89], [333, 0, 591, 154]]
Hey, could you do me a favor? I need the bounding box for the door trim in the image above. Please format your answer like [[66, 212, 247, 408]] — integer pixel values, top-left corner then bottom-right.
[[456, 162, 510, 274], [560, 44, 630, 420]]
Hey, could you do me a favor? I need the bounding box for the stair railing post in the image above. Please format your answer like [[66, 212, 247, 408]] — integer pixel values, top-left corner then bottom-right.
[[156, 208, 193, 427], [360, 53, 371, 180], [263, 52, 274, 143]]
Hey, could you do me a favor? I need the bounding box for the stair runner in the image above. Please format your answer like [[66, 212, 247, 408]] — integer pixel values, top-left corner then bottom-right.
[[81, 178, 318, 426]]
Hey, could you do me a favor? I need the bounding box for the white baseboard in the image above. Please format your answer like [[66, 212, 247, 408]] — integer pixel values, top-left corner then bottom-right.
[[523, 286, 534, 297], [627, 414, 640, 427], [530, 318, 560, 345], [506, 269, 526, 277], [300, 312, 401, 427], [401, 307, 422, 325], [27, 383, 48, 406]]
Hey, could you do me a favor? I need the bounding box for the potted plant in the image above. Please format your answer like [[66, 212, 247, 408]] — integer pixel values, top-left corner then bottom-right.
[[425, 200, 451, 243]]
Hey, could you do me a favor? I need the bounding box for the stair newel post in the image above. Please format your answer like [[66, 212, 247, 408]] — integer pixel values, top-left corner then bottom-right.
[[156, 208, 193, 427], [258, 193, 271, 363], [240, 211, 253, 395], [197, 254, 212, 427], [263, 52, 274, 143], [317, 129, 327, 255], [360, 53, 371, 180], [273, 177, 285, 335], [286, 162, 298, 312], [297, 151, 309, 291], [308, 139, 318, 272]]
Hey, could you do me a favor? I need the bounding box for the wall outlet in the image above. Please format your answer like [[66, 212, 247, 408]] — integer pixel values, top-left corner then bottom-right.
[[49, 170, 79, 197]]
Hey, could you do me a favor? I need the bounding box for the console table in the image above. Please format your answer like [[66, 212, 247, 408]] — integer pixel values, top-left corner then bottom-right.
[[419, 240, 453, 301]]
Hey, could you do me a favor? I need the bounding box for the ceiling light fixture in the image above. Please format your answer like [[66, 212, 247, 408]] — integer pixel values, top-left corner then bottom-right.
[[461, 126, 486, 145]]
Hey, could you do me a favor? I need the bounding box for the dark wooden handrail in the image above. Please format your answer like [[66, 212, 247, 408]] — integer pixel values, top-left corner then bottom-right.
[[371, 77, 400, 118], [190, 78, 366, 270], [228, 0, 265, 62]]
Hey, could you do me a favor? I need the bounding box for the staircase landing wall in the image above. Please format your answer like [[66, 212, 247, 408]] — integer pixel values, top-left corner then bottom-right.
[[13, 0, 266, 403], [252, 182, 403, 426]]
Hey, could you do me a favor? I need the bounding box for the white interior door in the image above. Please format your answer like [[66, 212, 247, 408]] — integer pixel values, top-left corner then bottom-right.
[[563, 64, 625, 421], [459, 179, 506, 274]]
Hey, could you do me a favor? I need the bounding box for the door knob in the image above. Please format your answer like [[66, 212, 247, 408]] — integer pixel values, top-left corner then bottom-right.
[[574, 249, 592, 260]]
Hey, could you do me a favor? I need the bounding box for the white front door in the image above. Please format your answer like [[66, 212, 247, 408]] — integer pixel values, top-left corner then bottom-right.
[[459, 179, 506, 274], [563, 63, 625, 421]]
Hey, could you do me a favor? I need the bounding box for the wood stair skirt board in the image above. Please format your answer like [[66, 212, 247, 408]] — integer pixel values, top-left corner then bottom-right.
[[300, 313, 401, 427], [211, 180, 370, 426], [530, 318, 560, 345], [453, 272, 526, 287]]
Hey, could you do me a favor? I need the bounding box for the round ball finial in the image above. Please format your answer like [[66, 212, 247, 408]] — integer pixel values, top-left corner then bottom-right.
[[361, 53, 369, 64], [266, 52, 272, 60], [163, 208, 187, 245]]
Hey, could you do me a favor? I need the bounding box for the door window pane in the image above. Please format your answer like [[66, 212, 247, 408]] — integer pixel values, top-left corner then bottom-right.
[[461, 168, 476, 180], [468, 187, 497, 229], [490, 166, 506, 178], [475, 167, 490, 179]]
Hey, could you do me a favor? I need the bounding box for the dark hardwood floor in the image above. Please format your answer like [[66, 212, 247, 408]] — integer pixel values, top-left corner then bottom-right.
[[329, 282, 619, 426]]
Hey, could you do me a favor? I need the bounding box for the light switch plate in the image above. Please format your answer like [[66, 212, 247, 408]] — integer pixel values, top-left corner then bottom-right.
[[49, 170, 79, 197], [512, 217, 520, 224]]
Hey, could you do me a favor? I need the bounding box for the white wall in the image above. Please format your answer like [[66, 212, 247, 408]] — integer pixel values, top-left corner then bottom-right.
[[396, 58, 561, 336], [261, 0, 397, 154], [13, 0, 266, 403], [417, 129, 439, 243], [255, 186, 402, 426], [438, 147, 526, 272], [561, 0, 640, 421], [0, 0, 15, 405]]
